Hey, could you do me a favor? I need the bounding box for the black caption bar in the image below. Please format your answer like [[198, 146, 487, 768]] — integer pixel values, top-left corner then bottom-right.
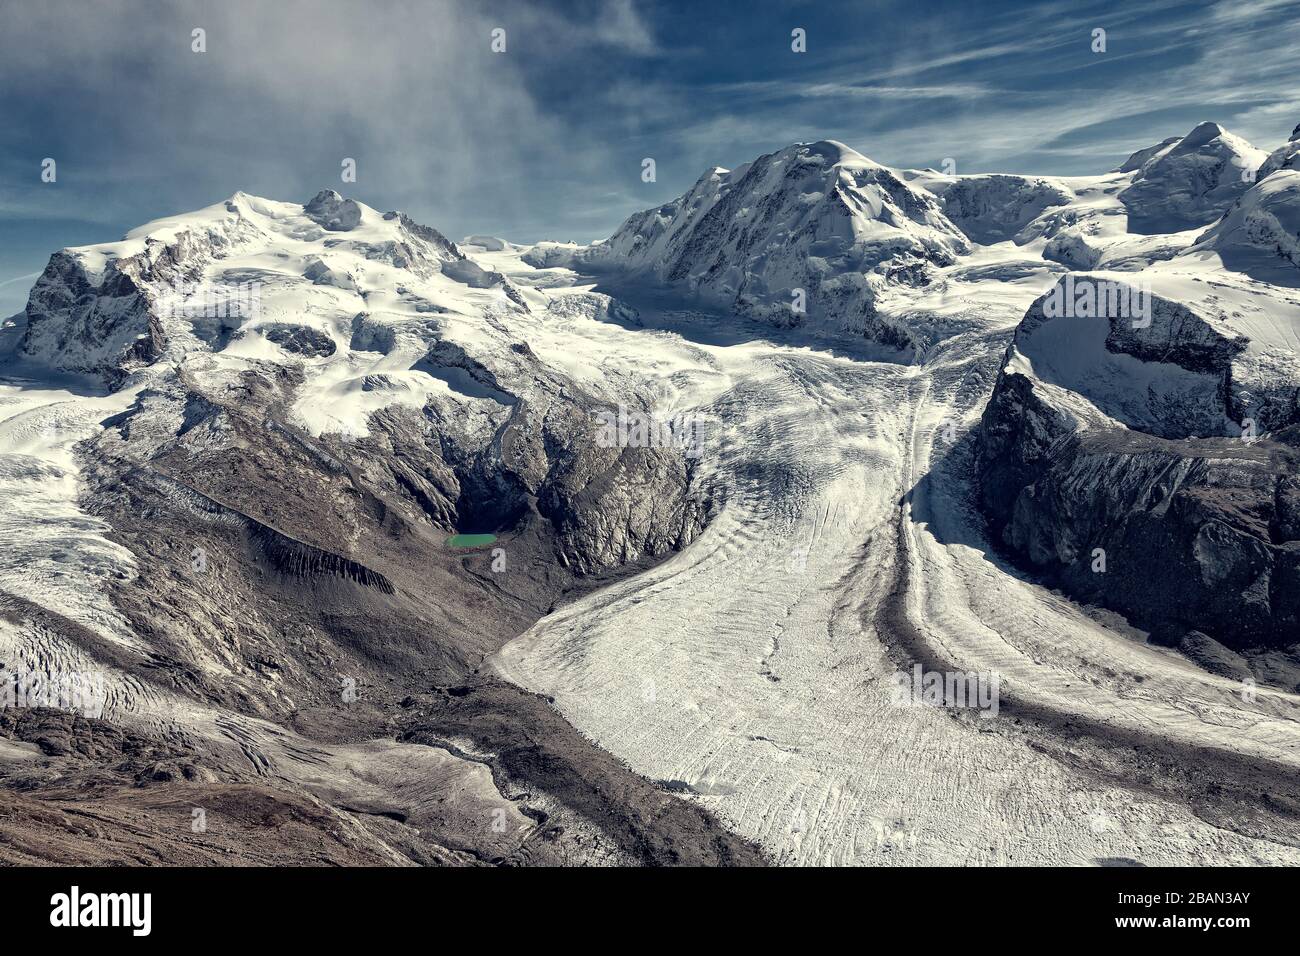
[[0, 865, 1284, 943]]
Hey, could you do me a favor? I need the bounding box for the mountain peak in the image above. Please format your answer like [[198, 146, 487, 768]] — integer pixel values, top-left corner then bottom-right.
[[304, 188, 361, 231], [782, 139, 878, 170], [1178, 121, 1228, 149], [1119, 121, 1266, 233], [578, 138, 966, 351]]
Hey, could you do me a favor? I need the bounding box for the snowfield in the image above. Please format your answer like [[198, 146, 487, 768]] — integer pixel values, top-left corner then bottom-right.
[[0, 327, 141, 649], [490, 242, 1300, 865]]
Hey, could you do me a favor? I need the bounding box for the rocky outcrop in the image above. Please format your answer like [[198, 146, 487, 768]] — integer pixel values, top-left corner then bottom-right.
[[979, 275, 1300, 651], [304, 188, 363, 231], [19, 214, 262, 382], [19, 250, 163, 384], [981, 406, 1300, 650], [258, 322, 337, 357], [930, 174, 1075, 245]]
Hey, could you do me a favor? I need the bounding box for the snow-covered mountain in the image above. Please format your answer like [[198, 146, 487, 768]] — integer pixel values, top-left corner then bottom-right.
[[1118, 121, 1268, 234], [0, 187, 751, 866], [18, 186, 714, 570], [1192, 165, 1300, 279], [548, 140, 971, 352], [1257, 123, 1300, 180], [537, 120, 1300, 663], [19, 190, 516, 384], [539, 123, 1284, 357], [5, 118, 1300, 868]]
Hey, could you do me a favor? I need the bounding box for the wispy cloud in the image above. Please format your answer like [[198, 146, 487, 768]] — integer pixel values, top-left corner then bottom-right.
[[0, 273, 40, 289], [712, 80, 999, 100], [0, 0, 1297, 255]]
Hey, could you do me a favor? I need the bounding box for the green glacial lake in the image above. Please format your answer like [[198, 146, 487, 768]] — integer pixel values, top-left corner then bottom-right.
[[447, 533, 497, 548]]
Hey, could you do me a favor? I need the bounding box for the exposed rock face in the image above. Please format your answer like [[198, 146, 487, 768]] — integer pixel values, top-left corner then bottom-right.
[[979, 275, 1300, 651], [981, 378, 1300, 649], [19, 215, 262, 383], [302, 256, 358, 291], [304, 188, 363, 231], [19, 251, 162, 383], [929, 174, 1075, 245], [577, 140, 970, 352], [258, 322, 338, 357]]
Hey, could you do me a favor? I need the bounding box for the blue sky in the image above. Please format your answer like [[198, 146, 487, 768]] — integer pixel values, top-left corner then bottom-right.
[[3, 0, 1299, 315]]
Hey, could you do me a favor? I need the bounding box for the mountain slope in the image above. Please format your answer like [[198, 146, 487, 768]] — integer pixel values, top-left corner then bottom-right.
[[0, 190, 758, 866]]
